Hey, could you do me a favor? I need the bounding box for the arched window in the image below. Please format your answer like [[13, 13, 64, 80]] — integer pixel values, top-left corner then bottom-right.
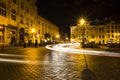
[[0, 2, 6, 17], [11, 9, 16, 21]]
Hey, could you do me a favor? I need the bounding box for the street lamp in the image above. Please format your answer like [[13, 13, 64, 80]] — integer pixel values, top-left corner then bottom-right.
[[56, 34, 60, 43], [31, 28, 36, 45], [56, 34, 60, 38], [80, 18, 85, 25], [78, 18, 86, 45], [31, 28, 35, 33], [78, 18, 88, 68]]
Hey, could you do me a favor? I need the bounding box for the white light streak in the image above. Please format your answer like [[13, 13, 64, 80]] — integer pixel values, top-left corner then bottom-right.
[[46, 44, 120, 57]]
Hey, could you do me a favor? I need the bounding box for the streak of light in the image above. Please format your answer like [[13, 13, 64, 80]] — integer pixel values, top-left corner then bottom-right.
[[0, 58, 67, 65], [0, 53, 25, 57], [46, 44, 120, 57]]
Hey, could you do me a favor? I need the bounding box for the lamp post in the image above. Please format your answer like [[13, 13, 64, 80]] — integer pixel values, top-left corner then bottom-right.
[[78, 18, 86, 45], [78, 18, 88, 68], [56, 34, 60, 43], [31, 28, 36, 46]]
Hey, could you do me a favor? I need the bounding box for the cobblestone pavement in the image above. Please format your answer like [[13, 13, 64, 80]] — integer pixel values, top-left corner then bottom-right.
[[0, 47, 120, 80]]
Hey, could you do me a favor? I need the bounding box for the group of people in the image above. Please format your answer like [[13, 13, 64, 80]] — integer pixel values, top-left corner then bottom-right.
[[24, 39, 38, 48]]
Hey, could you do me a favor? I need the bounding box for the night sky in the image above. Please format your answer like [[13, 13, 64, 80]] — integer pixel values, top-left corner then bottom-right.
[[37, 0, 120, 33]]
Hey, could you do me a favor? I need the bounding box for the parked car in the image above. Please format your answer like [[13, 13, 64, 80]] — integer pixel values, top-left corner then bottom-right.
[[82, 42, 100, 48]]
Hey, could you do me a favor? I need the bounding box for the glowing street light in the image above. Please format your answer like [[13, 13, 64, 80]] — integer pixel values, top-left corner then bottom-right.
[[80, 18, 85, 25], [56, 35, 60, 38], [31, 28, 35, 33], [31, 28, 36, 44]]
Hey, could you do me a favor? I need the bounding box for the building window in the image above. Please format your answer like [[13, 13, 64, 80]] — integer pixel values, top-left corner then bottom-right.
[[99, 28, 104, 32], [102, 28, 104, 32], [26, 8, 29, 13], [111, 26, 114, 29], [13, 0, 16, 4], [108, 35, 110, 38], [99, 36, 101, 38], [21, 3, 24, 9], [39, 21, 40, 25], [108, 30, 110, 33], [45, 24, 47, 28], [103, 40, 104, 44], [112, 35, 114, 38], [115, 26, 117, 29], [111, 30, 114, 33], [73, 35, 75, 38], [39, 29, 40, 34], [92, 35, 94, 38], [42, 30, 44, 34], [102, 35, 104, 38], [0, 2, 6, 17], [26, 22, 29, 26], [42, 23, 44, 26], [20, 19, 23, 24], [99, 28, 101, 32], [11, 9, 16, 21], [20, 14, 23, 24]]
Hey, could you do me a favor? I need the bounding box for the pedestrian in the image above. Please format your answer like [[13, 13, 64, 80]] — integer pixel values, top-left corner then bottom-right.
[[35, 39, 38, 47]]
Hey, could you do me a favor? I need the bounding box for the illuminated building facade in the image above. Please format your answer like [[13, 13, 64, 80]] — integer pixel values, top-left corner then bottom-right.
[[0, 0, 59, 46], [71, 20, 120, 44], [37, 16, 59, 44]]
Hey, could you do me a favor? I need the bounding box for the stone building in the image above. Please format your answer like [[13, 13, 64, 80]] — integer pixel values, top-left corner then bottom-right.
[[0, 0, 59, 46], [70, 20, 120, 44]]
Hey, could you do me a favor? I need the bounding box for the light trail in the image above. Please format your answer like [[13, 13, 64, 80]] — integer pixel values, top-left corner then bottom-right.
[[0, 53, 25, 57], [0, 53, 65, 65], [46, 44, 120, 57], [0, 57, 68, 65]]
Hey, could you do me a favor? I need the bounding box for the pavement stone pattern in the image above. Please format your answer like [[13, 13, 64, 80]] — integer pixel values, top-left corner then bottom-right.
[[0, 47, 119, 80]]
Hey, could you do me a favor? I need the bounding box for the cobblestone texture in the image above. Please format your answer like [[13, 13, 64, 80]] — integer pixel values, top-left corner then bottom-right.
[[0, 47, 119, 80]]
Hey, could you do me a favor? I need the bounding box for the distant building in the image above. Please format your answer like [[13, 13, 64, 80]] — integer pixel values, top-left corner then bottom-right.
[[37, 16, 59, 44], [70, 20, 120, 44]]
